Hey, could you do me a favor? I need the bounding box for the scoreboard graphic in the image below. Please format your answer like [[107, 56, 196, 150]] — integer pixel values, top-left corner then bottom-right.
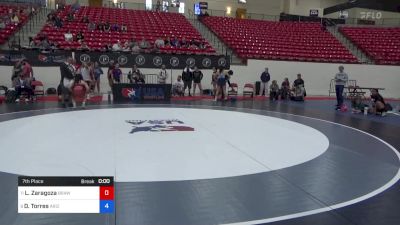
[[18, 177, 114, 214]]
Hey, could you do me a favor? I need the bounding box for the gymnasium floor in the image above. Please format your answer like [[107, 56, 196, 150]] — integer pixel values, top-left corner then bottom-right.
[[0, 99, 399, 225]]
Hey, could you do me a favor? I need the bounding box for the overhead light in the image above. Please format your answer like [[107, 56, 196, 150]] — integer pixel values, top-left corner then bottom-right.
[[226, 6, 231, 15]]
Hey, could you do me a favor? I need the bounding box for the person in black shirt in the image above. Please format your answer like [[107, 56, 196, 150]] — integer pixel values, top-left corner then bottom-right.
[[76, 31, 84, 43], [192, 67, 203, 96], [181, 65, 193, 96], [128, 65, 145, 84], [370, 89, 387, 115], [59, 57, 75, 107], [293, 73, 304, 87]]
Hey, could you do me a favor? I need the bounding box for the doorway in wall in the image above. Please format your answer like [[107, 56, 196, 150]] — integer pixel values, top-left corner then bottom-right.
[[89, 0, 103, 7], [236, 8, 247, 19]]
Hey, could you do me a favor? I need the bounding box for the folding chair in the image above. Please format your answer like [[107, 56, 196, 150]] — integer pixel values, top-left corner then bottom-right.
[[243, 83, 254, 98]]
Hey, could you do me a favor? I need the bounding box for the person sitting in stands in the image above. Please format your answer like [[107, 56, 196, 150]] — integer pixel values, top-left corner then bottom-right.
[[139, 38, 149, 49], [11, 14, 19, 25], [64, 30, 73, 42], [28, 37, 36, 48], [269, 80, 279, 101], [164, 37, 171, 46], [111, 23, 119, 32], [190, 39, 200, 47], [54, 16, 63, 28], [79, 41, 90, 51], [88, 21, 96, 31], [103, 43, 112, 51], [171, 36, 180, 47], [122, 41, 130, 52], [280, 77, 290, 100], [71, 0, 81, 12], [132, 42, 140, 53], [104, 21, 111, 32], [112, 41, 122, 51], [76, 31, 84, 42], [154, 37, 165, 49], [71, 74, 89, 108], [128, 39, 136, 48], [82, 16, 89, 23], [121, 24, 127, 32], [180, 37, 189, 48], [172, 75, 184, 96], [369, 89, 389, 116], [112, 63, 122, 84], [97, 21, 104, 31], [66, 12, 74, 22], [39, 37, 51, 50], [0, 19, 5, 30]]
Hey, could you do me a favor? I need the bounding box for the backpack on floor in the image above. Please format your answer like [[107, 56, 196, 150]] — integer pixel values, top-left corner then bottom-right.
[[5, 89, 17, 103], [46, 87, 57, 95]]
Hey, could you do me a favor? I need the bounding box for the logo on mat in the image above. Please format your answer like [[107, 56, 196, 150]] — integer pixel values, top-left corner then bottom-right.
[[126, 119, 195, 134]]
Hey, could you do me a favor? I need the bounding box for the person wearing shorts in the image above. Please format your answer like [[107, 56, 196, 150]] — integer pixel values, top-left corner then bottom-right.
[[192, 67, 203, 96], [93, 62, 103, 93], [214, 68, 227, 101]]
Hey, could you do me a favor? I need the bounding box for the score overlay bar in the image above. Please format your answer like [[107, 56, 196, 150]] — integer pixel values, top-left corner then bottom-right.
[[18, 177, 114, 214]]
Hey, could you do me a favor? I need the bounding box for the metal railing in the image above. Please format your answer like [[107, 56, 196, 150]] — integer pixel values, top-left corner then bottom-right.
[[121, 73, 159, 84]]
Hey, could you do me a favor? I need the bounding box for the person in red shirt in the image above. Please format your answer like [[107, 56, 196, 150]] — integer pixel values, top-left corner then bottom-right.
[[22, 60, 33, 79]]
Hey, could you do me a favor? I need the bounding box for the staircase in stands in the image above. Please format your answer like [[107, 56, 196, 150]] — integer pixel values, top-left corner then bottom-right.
[[327, 25, 374, 64], [1, 7, 50, 49], [187, 18, 243, 65]]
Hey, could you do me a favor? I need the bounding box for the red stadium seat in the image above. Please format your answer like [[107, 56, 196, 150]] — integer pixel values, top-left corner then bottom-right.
[[201, 16, 357, 63]]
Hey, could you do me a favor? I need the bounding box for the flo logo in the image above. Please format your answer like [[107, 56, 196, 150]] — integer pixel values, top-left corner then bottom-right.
[[126, 119, 194, 134]]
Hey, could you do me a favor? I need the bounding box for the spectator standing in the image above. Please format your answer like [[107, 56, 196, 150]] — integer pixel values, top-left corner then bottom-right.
[[260, 67, 270, 96], [211, 67, 218, 96], [107, 60, 115, 88], [93, 62, 103, 93], [334, 65, 348, 110], [112, 63, 122, 84], [214, 68, 227, 101], [80, 62, 92, 88], [181, 65, 193, 96], [158, 65, 168, 84], [192, 67, 203, 96]]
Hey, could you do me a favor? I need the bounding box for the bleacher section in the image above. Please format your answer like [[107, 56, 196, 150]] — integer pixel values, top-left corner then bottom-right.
[[0, 4, 28, 45], [340, 27, 400, 65], [37, 6, 215, 54], [202, 16, 358, 63]]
